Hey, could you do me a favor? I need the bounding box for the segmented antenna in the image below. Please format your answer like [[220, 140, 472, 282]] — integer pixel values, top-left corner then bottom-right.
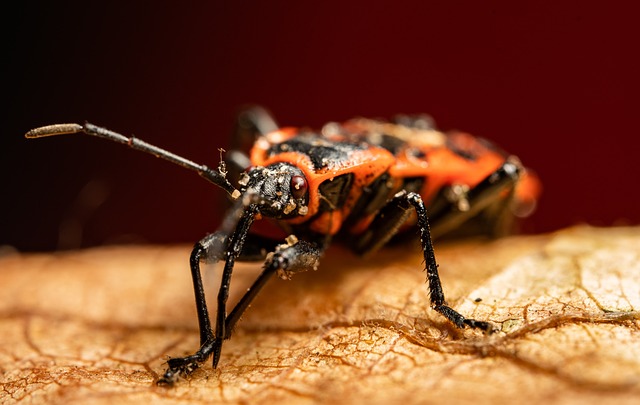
[[26, 122, 240, 199]]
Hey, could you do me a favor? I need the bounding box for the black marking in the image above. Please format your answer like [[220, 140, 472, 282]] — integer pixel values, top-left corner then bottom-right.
[[318, 173, 353, 211], [268, 133, 366, 170]]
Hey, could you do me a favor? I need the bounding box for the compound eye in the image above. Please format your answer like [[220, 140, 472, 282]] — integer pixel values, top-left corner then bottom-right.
[[290, 175, 308, 199]]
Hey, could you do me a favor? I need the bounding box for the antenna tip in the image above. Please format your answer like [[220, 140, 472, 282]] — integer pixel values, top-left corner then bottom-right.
[[25, 123, 83, 139]]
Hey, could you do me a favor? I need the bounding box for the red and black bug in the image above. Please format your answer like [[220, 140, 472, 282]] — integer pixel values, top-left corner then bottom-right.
[[26, 107, 540, 385]]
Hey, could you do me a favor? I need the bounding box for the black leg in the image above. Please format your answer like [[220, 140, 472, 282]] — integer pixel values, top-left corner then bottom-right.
[[227, 106, 279, 183], [224, 238, 323, 338], [157, 228, 323, 385], [404, 191, 492, 330], [211, 205, 260, 368], [196, 231, 282, 264], [157, 204, 259, 385], [232, 106, 279, 150], [189, 242, 214, 347], [428, 157, 522, 239], [354, 190, 493, 332], [184, 230, 281, 345], [355, 158, 523, 252]]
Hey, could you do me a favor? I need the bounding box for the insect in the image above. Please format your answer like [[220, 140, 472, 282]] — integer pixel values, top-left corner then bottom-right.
[[26, 107, 540, 385]]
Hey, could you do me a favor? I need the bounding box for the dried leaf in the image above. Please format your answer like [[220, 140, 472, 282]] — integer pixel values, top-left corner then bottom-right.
[[1, 226, 639, 404]]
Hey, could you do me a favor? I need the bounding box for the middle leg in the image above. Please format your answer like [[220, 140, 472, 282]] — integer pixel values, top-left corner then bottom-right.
[[353, 190, 493, 332]]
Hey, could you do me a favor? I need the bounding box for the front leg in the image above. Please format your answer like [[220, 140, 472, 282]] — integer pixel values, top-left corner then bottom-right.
[[157, 232, 323, 386], [157, 205, 259, 386]]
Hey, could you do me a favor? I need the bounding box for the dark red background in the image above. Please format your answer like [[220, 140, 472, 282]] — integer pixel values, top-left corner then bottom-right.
[[4, 2, 639, 251]]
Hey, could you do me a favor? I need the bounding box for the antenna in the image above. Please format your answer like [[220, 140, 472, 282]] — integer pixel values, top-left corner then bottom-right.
[[26, 122, 240, 199]]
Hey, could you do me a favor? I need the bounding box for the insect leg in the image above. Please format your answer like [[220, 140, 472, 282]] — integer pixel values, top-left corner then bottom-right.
[[354, 191, 492, 332], [223, 238, 324, 339], [227, 106, 279, 182], [211, 235, 322, 365], [210, 205, 260, 368], [195, 231, 282, 264], [428, 157, 522, 239], [352, 191, 414, 256], [158, 204, 260, 386], [408, 191, 493, 331], [233, 106, 279, 150], [185, 230, 279, 346], [159, 235, 322, 385]]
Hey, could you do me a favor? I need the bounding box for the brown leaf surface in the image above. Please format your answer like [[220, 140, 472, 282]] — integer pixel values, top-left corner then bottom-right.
[[1, 226, 639, 404]]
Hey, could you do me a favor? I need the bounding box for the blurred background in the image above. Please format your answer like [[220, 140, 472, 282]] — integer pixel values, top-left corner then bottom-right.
[[4, 2, 638, 251]]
